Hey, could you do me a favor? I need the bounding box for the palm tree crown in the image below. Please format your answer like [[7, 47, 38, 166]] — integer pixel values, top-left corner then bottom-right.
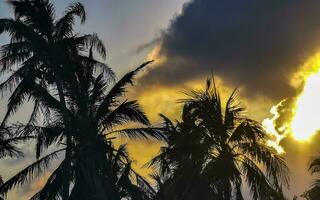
[[0, 60, 162, 199], [149, 79, 290, 200]]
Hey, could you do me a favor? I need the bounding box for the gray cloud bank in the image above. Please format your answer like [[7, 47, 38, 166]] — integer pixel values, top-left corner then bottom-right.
[[141, 0, 320, 100]]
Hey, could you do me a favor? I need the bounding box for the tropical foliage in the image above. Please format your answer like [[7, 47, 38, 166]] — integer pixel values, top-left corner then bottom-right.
[[148, 80, 289, 200], [0, 0, 293, 200], [0, 0, 107, 197], [0, 0, 160, 199]]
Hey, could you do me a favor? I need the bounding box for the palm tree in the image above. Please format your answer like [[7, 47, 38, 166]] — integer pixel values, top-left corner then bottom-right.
[[301, 155, 320, 200], [54, 60, 162, 199], [0, 61, 163, 199], [0, 0, 107, 198], [148, 79, 289, 200]]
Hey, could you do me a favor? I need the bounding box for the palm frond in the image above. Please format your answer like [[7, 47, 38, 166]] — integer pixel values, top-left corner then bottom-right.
[[229, 120, 266, 143], [238, 141, 289, 187], [35, 126, 64, 159], [100, 101, 150, 132], [0, 134, 34, 159], [241, 157, 286, 200], [75, 34, 106, 59], [0, 62, 29, 95], [65, 2, 86, 23], [54, 2, 86, 38], [30, 161, 65, 200], [224, 89, 245, 130], [1, 78, 35, 126], [8, 0, 55, 38], [0, 18, 46, 45], [0, 138, 21, 158], [96, 61, 152, 120], [107, 127, 166, 141], [0, 148, 65, 195], [310, 156, 320, 174], [159, 114, 175, 131]]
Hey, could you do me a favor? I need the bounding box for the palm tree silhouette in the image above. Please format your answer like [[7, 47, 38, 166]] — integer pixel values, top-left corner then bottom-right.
[[0, 61, 162, 199], [0, 0, 107, 198], [148, 79, 289, 200], [0, 0, 161, 199], [301, 155, 320, 200]]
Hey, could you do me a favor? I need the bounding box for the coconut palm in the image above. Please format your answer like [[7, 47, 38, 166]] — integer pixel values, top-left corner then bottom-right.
[[0, 61, 162, 199], [148, 79, 289, 200], [0, 0, 108, 198], [0, 0, 106, 124], [301, 155, 320, 200], [52, 60, 162, 199]]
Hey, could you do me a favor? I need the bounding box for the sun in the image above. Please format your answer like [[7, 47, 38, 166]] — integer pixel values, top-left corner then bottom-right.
[[262, 54, 320, 151], [290, 58, 320, 141]]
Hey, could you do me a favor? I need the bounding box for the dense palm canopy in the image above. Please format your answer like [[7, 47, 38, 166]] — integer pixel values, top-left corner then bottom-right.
[[0, 0, 161, 199], [148, 79, 290, 200], [0, 0, 106, 123], [0, 61, 162, 199], [0, 0, 294, 200], [0, 0, 107, 198]]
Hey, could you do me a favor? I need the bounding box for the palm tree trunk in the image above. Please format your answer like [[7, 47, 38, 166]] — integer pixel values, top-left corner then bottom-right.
[[54, 73, 72, 200]]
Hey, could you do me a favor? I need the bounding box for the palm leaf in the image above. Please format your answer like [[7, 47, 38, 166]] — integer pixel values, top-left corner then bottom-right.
[[100, 101, 150, 132], [96, 61, 152, 120], [0, 148, 65, 195], [107, 127, 166, 141], [30, 161, 65, 200], [54, 2, 86, 38]]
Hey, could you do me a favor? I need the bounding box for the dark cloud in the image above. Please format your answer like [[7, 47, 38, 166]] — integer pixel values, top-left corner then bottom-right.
[[141, 0, 320, 100]]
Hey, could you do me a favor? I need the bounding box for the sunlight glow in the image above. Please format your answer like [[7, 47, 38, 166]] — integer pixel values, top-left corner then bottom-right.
[[263, 54, 320, 151], [291, 71, 320, 141], [262, 101, 287, 154]]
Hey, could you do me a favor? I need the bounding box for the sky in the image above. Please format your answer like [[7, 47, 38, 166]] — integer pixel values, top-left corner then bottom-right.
[[1, 0, 320, 199]]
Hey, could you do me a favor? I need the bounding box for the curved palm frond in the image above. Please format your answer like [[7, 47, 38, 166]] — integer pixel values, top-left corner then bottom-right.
[[30, 161, 65, 200], [54, 2, 86, 38], [100, 100, 150, 131], [0, 148, 65, 195], [75, 34, 106, 59], [241, 157, 285, 200], [96, 61, 152, 120], [107, 127, 166, 141]]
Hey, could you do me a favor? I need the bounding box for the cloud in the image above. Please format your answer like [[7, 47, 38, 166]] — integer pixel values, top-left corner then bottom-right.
[[139, 0, 320, 100], [131, 3, 320, 196], [131, 75, 242, 122]]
